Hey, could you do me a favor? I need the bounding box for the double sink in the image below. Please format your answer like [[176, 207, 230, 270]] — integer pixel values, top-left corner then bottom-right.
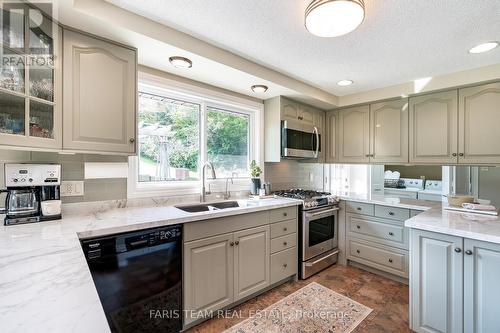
[[175, 200, 240, 213]]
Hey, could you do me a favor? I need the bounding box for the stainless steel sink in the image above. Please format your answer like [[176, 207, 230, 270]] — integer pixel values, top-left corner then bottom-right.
[[175, 201, 240, 213]]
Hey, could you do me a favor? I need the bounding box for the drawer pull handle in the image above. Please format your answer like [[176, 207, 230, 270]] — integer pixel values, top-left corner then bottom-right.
[[452, 153, 457, 157], [356, 207, 362, 211], [356, 249, 360, 254], [230, 242, 234, 247], [283, 263, 288, 268], [235, 241, 239, 246], [388, 232, 394, 236], [283, 212, 288, 217], [465, 250, 473, 255], [455, 248, 461, 253], [388, 258, 393, 263], [459, 153, 464, 157], [388, 212, 395, 216], [283, 227, 288, 231], [283, 241, 288, 246], [356, 225, 361, 229]]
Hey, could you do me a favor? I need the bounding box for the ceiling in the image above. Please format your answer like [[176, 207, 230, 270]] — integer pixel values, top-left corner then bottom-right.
[[105, 0, 500, 96]]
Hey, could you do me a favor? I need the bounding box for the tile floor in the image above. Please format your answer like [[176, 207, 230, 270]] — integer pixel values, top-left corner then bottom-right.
[[184, 264, 411, 333]]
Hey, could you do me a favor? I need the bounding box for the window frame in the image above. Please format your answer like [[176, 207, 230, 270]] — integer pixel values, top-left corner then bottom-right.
[[128, 71, 263, 199]]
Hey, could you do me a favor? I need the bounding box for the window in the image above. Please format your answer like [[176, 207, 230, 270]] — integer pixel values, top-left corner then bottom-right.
[[128, 77, 262, 198]]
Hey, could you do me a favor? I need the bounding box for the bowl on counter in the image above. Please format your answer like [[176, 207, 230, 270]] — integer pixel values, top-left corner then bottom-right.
[[446, 195, 474, 207]]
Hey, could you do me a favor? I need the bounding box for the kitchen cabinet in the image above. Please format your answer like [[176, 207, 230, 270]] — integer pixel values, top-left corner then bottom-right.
[[458, 82, 500, 164], [62, 28, 137, 154], [325, 111, 338, 163], [0, 8, 62, 150], [369, 99, 408, 163], [411, 230, 500, 333], [233, 225, 270, 300], [338, 105, 370, 163], [184, 233, 234, 323], [281, 97, 314, 128], [409, 90, 458, 164]]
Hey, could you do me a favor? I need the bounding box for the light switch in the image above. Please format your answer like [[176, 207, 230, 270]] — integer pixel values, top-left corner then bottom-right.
[[61, 181, 84, 197]]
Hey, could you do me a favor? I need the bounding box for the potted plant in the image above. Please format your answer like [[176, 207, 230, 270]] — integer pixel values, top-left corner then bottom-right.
[[250, 160, 262, 195]]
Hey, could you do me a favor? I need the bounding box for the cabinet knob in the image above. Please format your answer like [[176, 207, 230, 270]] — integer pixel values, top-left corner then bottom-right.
[[283, 212, 288, 217], [356, 207, 362, 211], [230, 242, 234, 247], [356, 225, 361, 229], [283, 263, 288, 268], [283, 227, 288, 231], [452, 153, 457, 157], [129, 138, 136, 143], [283, 241, 288, 246], [454, 247, 462, 253], [388, 232, 394, 236], [459, 153, 464, 157], [356, 249, 360, 254], [388, 211, 395, 216], [465, 250, 473, 255], [235, 241, 239, 246], [388, 258, 393, 263]]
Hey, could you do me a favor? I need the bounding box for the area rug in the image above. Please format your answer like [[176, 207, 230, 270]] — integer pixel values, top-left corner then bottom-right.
[[223, 282, 372, 333]]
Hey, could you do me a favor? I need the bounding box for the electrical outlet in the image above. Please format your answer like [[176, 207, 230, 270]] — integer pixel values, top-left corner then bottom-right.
[[61, 181, 84, 197]]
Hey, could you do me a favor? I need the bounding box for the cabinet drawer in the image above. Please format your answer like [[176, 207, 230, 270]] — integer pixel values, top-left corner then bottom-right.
[[270, 219, 297, 238], [270, 247, 297, 284], [375, 205, 410, 221], [347, 214, 407, 249], [269, 206, 297, 223], [346, 201, 374, 216], [347, 238, 408, 278], [271, 233, 296, 254]]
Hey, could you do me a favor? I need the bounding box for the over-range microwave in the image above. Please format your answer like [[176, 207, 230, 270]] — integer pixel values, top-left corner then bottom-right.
[[281, 120, 321, 159]]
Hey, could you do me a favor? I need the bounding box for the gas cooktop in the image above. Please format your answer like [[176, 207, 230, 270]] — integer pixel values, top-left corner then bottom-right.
[[274, 189, 339, 210]]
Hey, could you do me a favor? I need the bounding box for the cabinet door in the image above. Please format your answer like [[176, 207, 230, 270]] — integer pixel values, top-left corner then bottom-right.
[[370, 99, 408, 163], [464, 239, 500, 333], [326, 111, 338, 163], [63, 29, 136, 154], [299, 105, 314, 128], [338, 105, 370, 163], [458, 82, 500, 164], [184, 233, 234, 325], [233, 225, 270, 301], [410, 229, 463, 333], [409, 91, 458, 164], [281, 97, 299, 122]]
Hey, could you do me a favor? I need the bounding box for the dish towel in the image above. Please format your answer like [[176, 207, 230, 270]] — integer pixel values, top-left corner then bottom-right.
[[462, 203, 497, 211]]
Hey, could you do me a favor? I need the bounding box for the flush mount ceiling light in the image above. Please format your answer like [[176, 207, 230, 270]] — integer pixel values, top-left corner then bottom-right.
[[305, 0, 365, 37], [337, 79, 353, 86], [169, 56, 192, 68], [468, 42, 499, 54], [251, 85, 268, 93]]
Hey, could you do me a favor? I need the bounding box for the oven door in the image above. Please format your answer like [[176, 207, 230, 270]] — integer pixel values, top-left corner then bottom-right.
[[302, 207, 338, 260], [281, 121, 320, 158]]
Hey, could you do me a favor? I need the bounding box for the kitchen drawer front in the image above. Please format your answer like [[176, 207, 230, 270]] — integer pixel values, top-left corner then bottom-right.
[[270, 247, 297, 284], [347, 214, 408, 249], [269, 206, 297, 223], [347, 238, 409, 278], [270, 219, 297, 238], [374, 205, 410, 221], [410, 209, 423, 218], [346, 201, 374, 216], [271, 233, 296, 254]]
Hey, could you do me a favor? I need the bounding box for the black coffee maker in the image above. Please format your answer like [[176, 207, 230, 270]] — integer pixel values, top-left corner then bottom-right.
[[1, 164, 62, 226]]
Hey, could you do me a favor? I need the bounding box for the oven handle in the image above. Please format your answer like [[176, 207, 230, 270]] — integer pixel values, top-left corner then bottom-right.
[[305, 249, 339, 266], [312, 126, 319, 158], [305, 207, 338, 220]]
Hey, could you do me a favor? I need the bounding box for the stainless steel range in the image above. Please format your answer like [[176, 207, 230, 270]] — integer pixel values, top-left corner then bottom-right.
[[274, 189, 340, 279]]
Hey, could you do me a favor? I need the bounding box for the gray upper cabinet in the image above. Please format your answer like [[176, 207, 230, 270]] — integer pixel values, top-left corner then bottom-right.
[[183, 233, 234, 325], [338, 105, 370, 163], [410, 229, 463, 333], [63, 29, 137, 154], [325, 111, 338, 163], [458, 82, 500, 164], [409, 90, 458, 164], [233, 225, 270, 301], [463, 239, 500, 333], [369, 99, 409, 164]]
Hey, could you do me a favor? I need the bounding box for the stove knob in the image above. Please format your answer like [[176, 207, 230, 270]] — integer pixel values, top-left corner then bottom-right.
[[13, 178, 18, 182]]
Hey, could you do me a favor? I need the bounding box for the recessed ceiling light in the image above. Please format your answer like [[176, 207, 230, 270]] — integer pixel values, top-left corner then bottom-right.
[[337, 79, 353, 86], [468, 42, 499, 54], [305, 0, 365, 37], [169, 56, 192, 68], [251, 85, 268, 93]]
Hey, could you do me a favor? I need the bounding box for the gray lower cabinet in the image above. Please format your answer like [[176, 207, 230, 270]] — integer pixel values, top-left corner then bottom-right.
[[410, 230, 500, 333]]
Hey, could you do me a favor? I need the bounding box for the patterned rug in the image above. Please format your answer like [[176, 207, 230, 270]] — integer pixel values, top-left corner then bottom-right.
[[223, 282, 372, 333]]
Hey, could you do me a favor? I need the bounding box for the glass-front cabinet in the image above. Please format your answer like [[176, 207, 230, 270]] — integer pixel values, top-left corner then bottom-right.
[[0, 2, 61, 149]]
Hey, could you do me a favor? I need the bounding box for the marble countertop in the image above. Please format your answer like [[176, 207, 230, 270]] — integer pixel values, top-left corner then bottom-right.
[[0, 197, 301, 333], [337, 192, 442, 210]]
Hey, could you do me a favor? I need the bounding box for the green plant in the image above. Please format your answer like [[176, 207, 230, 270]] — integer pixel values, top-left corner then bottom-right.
[[250, 160, 262, 178]]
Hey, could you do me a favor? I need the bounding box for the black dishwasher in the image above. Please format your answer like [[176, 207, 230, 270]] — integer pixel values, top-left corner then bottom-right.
[[81, 225, 182, 333]]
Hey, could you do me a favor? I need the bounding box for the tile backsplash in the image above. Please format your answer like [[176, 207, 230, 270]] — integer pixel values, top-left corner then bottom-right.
[[0, 150, 128, 204], [265, 159, 324, 191]]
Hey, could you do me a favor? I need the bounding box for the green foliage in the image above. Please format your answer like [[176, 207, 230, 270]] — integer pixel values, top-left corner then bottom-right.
[[250, 160, 262, 178]]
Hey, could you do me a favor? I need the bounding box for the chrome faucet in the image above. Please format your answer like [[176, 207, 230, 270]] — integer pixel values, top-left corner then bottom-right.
[[201, 162, 216, 202]]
